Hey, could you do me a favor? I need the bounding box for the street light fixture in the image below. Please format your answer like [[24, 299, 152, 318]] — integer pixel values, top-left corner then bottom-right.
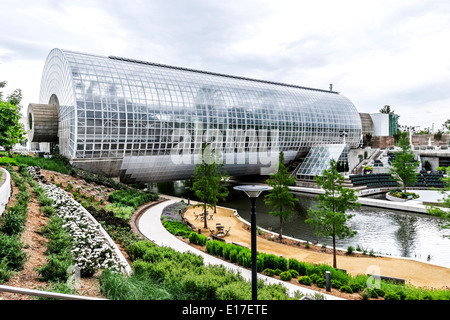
[[233, 184, 273, 300]]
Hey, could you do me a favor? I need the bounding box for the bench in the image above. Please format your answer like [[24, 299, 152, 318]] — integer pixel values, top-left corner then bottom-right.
[[232, 242, 249, 249], [211, 235, 226, 242], [367, 274, 405, 285]]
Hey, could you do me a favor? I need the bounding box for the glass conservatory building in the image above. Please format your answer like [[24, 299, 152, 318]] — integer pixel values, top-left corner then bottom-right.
[[28, 48, 362, 183]]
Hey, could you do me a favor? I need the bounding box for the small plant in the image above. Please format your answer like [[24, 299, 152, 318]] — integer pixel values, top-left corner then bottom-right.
[[288, 269, 299, 278], [298, 276, 312, 286], [263, 268, 275, 276], [279, 271, 292, 281], [339, 285, 353, 294], [316, 278, 326, 288], [346, 246, 354, 255]]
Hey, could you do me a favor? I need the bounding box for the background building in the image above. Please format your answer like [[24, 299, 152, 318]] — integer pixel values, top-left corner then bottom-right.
[[28, 48, 363, 183]]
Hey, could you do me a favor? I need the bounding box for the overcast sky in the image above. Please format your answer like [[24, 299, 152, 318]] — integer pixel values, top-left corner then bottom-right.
[[1, 0, 449, 131]]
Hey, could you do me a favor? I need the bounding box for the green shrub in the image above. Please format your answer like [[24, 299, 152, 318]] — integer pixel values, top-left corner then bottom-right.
[[229, 249, 238, 263], [40, 205, 56, 217], [0, 234, 27, 271], [163, 220, 193, 238], [350, 283, 363, 293], [298, 276, 312, 286], [384, 292, 401, 300], [13, 155, 69, 174], [340, 285, 353, 294], [261, 253, 277, 270], [0, 157, 18, 166], [237, 250, 252, 268], [316, 278, 326, 288], [0, 260, 13, 283], [331, 279, 342, 289], [263, 268, 275, 276], [275, 256, 288, 271], [288, 258, 301, 273], [279, 271, 292, 281], [216, 281, 251, 300], [38, 195, 54, 207], [104, 203, 135, 221], [188, 232, 207, 246], [346, 246, 354, 254], [108, 188, 158, 209], [368, 288, 379, 298], [310, 273, 319, 283], [0, 208, 26, 235], [37, 254, 73, 282], [288, 269, 299, 278], [126, 240, 157, 261]]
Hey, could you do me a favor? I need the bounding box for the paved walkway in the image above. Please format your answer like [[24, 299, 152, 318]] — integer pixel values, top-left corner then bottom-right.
[[137, 196, 344, 300]]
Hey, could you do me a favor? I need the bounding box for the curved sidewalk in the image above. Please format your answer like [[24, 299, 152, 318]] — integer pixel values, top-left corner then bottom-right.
[[137, 196, 344, 300]]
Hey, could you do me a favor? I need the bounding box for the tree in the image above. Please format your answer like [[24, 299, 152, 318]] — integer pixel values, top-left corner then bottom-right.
[[389, 132, 419, 193], [380, 105, 394, 114], [264, 151, 298, 240], [442, 119, 450, 132], [305, 159, 360, 268], [0, 100, 26, 157], [192, 143, 229, 229], [427, 167, 450, 234]]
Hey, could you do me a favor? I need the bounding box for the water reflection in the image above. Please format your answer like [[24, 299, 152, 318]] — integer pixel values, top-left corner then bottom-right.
[[153, 181, 450, 267]]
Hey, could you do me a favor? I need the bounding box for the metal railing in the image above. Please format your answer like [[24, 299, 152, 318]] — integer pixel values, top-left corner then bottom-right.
[[0, 285, 107, 300]]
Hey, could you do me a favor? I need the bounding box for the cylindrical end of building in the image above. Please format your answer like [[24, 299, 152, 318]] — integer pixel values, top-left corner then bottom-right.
[[27, 103, 59, 143]]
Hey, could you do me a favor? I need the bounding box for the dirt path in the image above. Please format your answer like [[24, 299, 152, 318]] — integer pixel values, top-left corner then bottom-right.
[[184, 205, 450, 289]]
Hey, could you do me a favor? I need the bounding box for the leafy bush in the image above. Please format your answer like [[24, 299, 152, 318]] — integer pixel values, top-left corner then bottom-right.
[[288, 269, 299, 278], [104, 203, 135, 221], [188, 232, 207, 246], [316, 278, 326, 288], [0, 207, 26, 235], [0, 234, 27, 271], [263, 268, 275, 276], [108, 188, 158, 209], [279, 271, 292, 281], [350, 283, 363, 293], [384, 292, 401, 300], [331, 279, 342, 289], [274, 256, 288, 271], [13, 155, 69, 174], [37, 254, 73, 282], [163, 220, 193, 238], [126, 241, 157, 261], [215, 281, 252, 300], [340, 285, 353, 294], [298, 276, 312, 286], [0, 157, 18, 166], [0, 260, 13, 283], [310, 273, 320, 284]]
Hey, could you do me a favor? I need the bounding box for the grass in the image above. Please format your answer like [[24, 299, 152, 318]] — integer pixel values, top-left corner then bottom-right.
[[9, 154, 69, 174]]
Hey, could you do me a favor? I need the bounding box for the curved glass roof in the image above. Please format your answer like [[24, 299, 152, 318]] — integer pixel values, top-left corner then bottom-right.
[[39, 48, 362, 182]]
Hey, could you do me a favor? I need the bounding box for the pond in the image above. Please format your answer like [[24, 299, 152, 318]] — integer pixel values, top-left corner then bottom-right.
[[153, 181, 450, 268]]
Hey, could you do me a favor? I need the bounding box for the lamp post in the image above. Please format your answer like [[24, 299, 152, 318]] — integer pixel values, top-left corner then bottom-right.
[[233, 184, 273, 301]]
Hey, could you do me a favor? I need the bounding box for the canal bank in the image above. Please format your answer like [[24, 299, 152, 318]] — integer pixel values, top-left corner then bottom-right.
[[289, 186, 449, 214]]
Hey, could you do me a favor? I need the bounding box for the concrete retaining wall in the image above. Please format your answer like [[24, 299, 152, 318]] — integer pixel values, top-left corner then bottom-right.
[[0, 167, 11, 217]]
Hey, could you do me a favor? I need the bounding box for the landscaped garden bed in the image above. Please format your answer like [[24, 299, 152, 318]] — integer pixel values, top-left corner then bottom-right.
[[387, 189, 420, 202]]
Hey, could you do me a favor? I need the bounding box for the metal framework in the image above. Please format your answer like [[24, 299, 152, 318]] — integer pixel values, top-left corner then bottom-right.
[[36, 48, 362, 183]]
